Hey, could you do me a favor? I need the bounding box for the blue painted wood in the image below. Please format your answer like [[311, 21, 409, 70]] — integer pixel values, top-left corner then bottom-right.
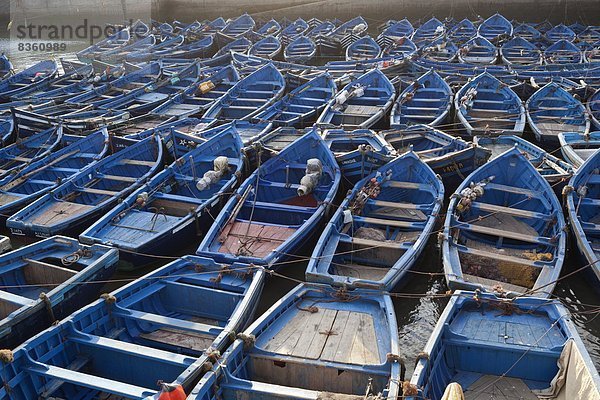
[[278, 18, 309, 42], [474, 135, 573, 187], [76, 26, 131, 62], [197, 128, 340, 267], [125, 35, 188, 62], [327, 16, 368, 42], [94, 34, 157, 62], [526, 82, 590, 143], [514, 23, 543, 43], [457, 36, 497, 64], [249, 36, 283, 60], [448, 19, 477, 45], [408, 291, 600, 400], [0, 255, 264, 398], [501, 37, 542, 66], [420, 38, 459, 62], [0, 54, 13, 80], [442, 147, 566, 297], [188, 283, 401, 400], [0, 124, 63, 180], [80, 126, 244, 269], [346, 36, 382, 61], [478, 13, 513, 42], [317, 69, 396, 129], [544, 39, 583, 64], [256, 19, 282, 36], [411, 17, 445, 45], [202, 63, 286, 123], [0, 128, 109, 218], [589, 88, 600, 130], [284, 36, 317, 64], [381, 19, 414, 39], [251, 72, 336, 127], [559, 131, 600, 168], [455, 72, 525, 137], [391, 69, 453, 128], [322, 128, 394, 184], [0, 60, 58, 100], [306, 150, 443, 290], [566, 148, 600, 288], [7, 135, 164, 238], [221, 13, 256, 39], [545, 23, 576, 42], [379, 36, 417, 59], [0, 236, 118, 349], [382, 125, 491, 192]]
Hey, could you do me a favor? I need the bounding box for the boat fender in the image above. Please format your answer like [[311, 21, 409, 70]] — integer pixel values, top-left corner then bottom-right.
[[156, 382, 186, 400], [441, 382, 465, 400], [197, 156, 229, 191], [0, 349, 13, 364], [237, 332, 256, 348], [334, 89, 350, 108], [402, 381, 419, 396], [198, 80, 216, 94], [136, 192, 149, 207], [298, 158, 323, 196], [352, 23, 367, 34]]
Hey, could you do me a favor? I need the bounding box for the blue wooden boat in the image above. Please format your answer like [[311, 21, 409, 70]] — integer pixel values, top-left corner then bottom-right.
[[196, 129, 340, 267], [251, 72, 336, 127], [148, 64, 239, 120], [544, 39, 583, 63], [256, 18, 282, 36], [478, 13, 513, 42], [196, 17, 226, 35], [241, 126, 302, 166], [279, 18, 309, 42], [390, 69, 452, 129], [214, 36, 252, 57], [0, 117, 13, 146], [513, 23, 543, 42], [321, 128, 394, 184], [585, 43, 600, 63], [0, 128, 109, 219], [420, 38, 459, 62], [283, 36, 316, 64], [130, 18, 150, 37], [10, 64, 95, 102], [328, 16, 368, 42], [87, 62, 201, 117], [457, 36, 497, 64], [200, 120, 273, 146], [249, 36, 282, 59], [189, 283, 402, 399], [95, 34, 157, 62], [474, 135, 573, 186], [80, 127, 244, 268], [559, 131, 600, 168], [0, 54, 13, 80], [442, 147, 566, 297], [345, 36, 381, 61], [545, 23, 576, 42], [7, 135, 163, 238], [306, 20, 335, 38], [64, 61, 162, 108], [0, 255, 264, 397], [569, 21, 587, 34], [381, 18, 414, 39], [408, 291, 600, 400], [222, 13, 256, 37], [306, 151, 443, 290], [448, 18, 477, 45], [380, 36, 417, 59], [455, 72, 525, 137], [76, 26, 130, 61], [0, 60, 58, 100], [382, 125, 491, 192], [0, 124, 63, 179], [160, 35, 215, 59], [566, 148, 600, 288], [127, 34, 187, 62], [0, 236, 118, 349], [501, 36, 542, 65], [202, 63, 285, 123], [578, 27, 600, 44], [411, 17, 445, 45], [317, 69, 395, 130], [526, 82, 590, 143], [589, 88, 600, 130], [534, 20, 554, 34]]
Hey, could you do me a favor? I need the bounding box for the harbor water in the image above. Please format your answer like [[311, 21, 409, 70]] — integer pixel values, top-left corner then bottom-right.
[[2, 32, 600, 380]]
